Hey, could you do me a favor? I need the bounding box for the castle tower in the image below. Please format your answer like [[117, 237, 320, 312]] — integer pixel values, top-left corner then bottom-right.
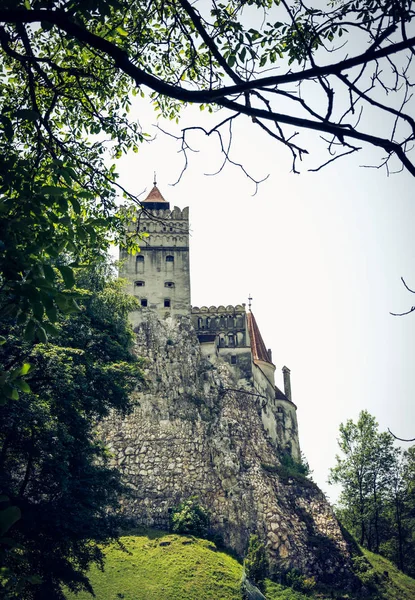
[[119, 183, 191, 327]]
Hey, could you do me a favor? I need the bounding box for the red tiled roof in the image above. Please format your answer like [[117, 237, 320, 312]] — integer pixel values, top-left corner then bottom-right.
[[142, 185, 167, 203], [246, 311, 274, 365]]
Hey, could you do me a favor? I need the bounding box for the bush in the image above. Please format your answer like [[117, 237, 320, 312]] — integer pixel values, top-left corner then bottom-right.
[[285, 569, 316, 593], [244, 534, 269, 593], [170, 496, 209, 537], [352, 555, 379, 589]]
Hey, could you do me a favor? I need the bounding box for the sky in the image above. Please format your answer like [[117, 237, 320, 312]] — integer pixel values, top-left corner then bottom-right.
[[114, 77, 415, 505]]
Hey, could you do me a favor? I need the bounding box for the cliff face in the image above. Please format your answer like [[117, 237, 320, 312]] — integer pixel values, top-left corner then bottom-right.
[[100, 314, 353, 583]]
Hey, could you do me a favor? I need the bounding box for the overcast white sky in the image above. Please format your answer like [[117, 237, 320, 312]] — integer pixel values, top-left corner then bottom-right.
[[114, 79, 415, 504]]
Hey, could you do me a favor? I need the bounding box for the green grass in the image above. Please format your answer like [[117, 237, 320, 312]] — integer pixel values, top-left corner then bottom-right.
[[361, 548, 415, 600], [64, 531, 415, 600], [65, 529, 243, 600]]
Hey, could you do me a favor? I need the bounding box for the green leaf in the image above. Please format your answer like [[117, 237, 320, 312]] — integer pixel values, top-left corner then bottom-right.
[[0, 336, 6, 345], [3, 384, 18, 401], [21, 363, 32, 376], [43, 264, 55, 283], [0, 506, 21, 536], [116, 26, 128, 36], [33, 302, 44, 320], [69, 196, 81, 214], [10, 362, 32, 380], [0, 115, 13, 141], [43, 322, 60, 336], [58, 265, 76, 288], [46, 307, 58, 322], [24, 320, 36, 341], [36, 326, 47, 343], [15, 379, 31, 394]]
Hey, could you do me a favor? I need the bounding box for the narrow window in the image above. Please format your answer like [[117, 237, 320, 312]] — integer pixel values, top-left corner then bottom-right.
[[136, 254, 144, 274], [165, 281, 175, 288], [166, 255, 174, 262], [141, 298, 148, 307], [135, 281, 145, 287], [231, 355, 237, 365], [228, 334, 235, 347], [164, 299, 171, 308]]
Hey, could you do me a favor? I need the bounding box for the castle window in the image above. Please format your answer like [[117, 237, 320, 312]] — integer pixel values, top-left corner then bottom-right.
[[231, 355, 237, 365], [135, 280, 145, 287], [165, 281, 175, 288], [141, 298, 148, 307], [136, 254, 144, 274], [166, 255, 174, 262], [169, 227, 173, 231], [164, 299, 171, 308], [228, 334, 235, 347]]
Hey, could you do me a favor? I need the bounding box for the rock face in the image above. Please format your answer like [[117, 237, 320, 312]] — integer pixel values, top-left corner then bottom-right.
[[100, 313, 353, 583]]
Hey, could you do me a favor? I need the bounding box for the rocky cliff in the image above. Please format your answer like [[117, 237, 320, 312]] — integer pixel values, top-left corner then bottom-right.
[[100, 313, 353, 583]]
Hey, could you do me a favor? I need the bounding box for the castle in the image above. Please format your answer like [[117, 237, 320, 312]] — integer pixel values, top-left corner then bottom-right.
[[101, 183, 353, 581], [120, 182, 300, 461]]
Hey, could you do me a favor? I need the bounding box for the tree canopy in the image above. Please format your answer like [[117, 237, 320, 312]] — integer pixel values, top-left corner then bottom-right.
[[330, 410, 415, 577], [0, 262, 144, 599], [1, 0, 415, 180]]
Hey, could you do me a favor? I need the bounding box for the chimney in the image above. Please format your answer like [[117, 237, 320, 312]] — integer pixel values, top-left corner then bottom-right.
[[268, 348, 272, 362], [282, 366, 292, 402]]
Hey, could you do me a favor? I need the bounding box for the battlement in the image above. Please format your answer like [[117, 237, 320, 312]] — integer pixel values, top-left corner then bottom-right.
[[140, 206, 189, 221], [192, 304, 246, 314]]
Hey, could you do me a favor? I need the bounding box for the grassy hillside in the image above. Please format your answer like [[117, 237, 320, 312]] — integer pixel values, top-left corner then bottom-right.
[[65, 529, 243, 600], [65, 530, 415, 600]]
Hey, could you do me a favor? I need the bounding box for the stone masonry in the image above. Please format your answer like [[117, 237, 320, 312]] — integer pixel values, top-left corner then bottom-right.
[[100, 312, 354, 583]]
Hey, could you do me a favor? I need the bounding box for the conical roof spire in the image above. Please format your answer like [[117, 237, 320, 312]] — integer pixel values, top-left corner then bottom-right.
[[246, 310, 274, 365], [141, 177, 170, 209]]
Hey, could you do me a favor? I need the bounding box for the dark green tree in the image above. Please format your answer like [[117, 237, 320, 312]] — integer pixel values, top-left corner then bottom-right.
[[0, 262, 144, 599], [244, 534, 269, 593], [330, 411, 415, 576], [170, 496, 210, 538]]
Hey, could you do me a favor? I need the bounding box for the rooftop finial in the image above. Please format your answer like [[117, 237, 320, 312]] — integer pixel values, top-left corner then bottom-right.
[[248, 294, 253, 311], [153, 171, 157, 186]]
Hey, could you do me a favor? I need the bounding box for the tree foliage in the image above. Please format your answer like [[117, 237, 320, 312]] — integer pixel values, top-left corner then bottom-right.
[[1, 0, 414, 185], [170, 496, 210, 537], [330, 410, 415, 577], [0, 263, 144, 599], [244, 534, 269, 593]]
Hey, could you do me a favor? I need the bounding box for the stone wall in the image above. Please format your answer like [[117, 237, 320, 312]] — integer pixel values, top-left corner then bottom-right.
[[100, 313, 354, 583]]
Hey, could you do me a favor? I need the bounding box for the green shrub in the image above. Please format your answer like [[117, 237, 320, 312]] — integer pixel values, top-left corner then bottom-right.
[[244, 534, 269, 592], [285, 569, 316, 593], [170, 496, 209, 537], [352, 555, 379, 589]]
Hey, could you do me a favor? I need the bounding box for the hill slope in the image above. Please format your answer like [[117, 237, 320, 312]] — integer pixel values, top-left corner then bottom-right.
[[65, 529, 243, 600], [65, 530, 415, 600]]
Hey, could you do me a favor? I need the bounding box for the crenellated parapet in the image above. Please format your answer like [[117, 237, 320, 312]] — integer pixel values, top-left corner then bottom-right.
[[139, 206, 189, 221]]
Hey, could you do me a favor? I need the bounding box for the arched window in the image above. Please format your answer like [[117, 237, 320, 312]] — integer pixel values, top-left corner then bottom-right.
[[136, 254, 144, 274], [166, 255, 174, 262], [165, 281, 175, 288], [134, 280, 145, 287]]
